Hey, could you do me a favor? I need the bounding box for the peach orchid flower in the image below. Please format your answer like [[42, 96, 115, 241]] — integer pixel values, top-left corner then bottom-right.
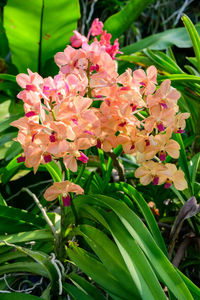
[[133, 65, 157, 95], [44, 180, 84, 206]]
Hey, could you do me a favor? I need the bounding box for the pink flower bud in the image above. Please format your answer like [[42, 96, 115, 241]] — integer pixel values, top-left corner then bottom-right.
[[89, 18, 103, 37], [70, 30, 88, 48], [78, 152, 88, 164]]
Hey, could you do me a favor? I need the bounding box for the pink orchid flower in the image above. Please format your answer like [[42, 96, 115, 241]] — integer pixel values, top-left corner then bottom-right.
[[88, 18, 104, 38]]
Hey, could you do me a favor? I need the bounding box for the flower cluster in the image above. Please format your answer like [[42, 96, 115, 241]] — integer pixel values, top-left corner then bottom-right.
[[11, 18, 189, 204]]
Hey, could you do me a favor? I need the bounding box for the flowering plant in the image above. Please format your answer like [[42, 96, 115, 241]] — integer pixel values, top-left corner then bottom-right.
[[11, 18, 189, 208], [1, 14, 198, 300]]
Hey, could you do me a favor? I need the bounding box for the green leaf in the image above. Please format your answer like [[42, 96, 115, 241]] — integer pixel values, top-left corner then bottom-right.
[[44, 160, 62, 182], [0, 216, 37, 235], [2, 243, 61, 294], [0, 262, 48, 277], [67, 245, 134, 299], [75, 224, 139, 297], [5, 141, 22, 161], [176, 268, 200, 300], [117, 53, 155, 68], [4, 0, 80, 74], [120, 24, 200, 55], [0, 193, 7, 206], [0, 250, 27, 264], [187, 57, 198, 69], [143, 49, 183, 74], [0, 74, 16, 82], [75, 195, 194, 300], [0, 113, 23, 134], [159, 74, 200, 83], [0, 294, 43, 300], [63, 282, 94, 300], [1, 154, 27, 184], [68, 273, 107, 300], [0, 132, 17, 148], [0, 229, 53, 245], [173, 133, 192, 194], [189, 152, 200, 194], [104, 0, 155, 40], [182, 15, 200, 73], [103, 213, 167, 300], [0, 205, 46, 228], [98, 149, 106, 177], [115, 182, 168, 256], [0, 19, 9, 58]]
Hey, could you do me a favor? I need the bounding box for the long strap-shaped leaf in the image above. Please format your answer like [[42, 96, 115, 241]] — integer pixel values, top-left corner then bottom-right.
[[0, 292, 45, 300], [108, 182, 168, 256], [68, 273, 107, 300], [74, 224, 140, 298], [182, 15, 200, 73], [0, 261, 48, 277], [74, 195, 194, 300], [104, 214, 167, 300], [0, 229, 53, 245], [76, 222, 167, 300], [67, 245, 133, 300], [63, 282, 94, 300], [120, 24, 200, 55]]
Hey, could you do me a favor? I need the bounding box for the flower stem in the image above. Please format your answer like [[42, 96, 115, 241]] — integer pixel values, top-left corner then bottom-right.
[[75, 149, 90, 184], [70, 196, 78, 226], [22, 188, 59, 246]]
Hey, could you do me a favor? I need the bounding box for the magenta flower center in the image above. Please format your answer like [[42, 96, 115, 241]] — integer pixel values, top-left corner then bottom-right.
[[44, 154, 52, 163], [62, 195, 71, 206], [159, 151, 166, 161], [17, 155, 25, 163], [153, 176, 159, 185], [157, 123, 165, 132]]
